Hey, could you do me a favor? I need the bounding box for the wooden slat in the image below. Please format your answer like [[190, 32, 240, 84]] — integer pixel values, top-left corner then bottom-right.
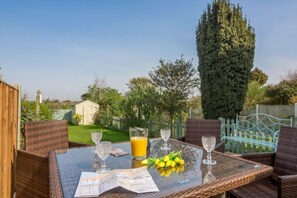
[[0, 81, 19, 198], [3, 83, 9, 198], [0, 83, 2, 196]]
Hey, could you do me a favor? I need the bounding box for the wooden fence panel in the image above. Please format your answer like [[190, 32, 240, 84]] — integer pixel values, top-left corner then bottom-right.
[[0, 81, 19, 198]]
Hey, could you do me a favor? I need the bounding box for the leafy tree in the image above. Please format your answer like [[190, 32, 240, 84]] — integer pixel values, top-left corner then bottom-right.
[[244, 81, 266, 109], [187, 95, 202, 110], [43, 98, 76, 109], [196, 0, 255, 119], [94, 87, 124, 127], [81, 77, 106, 103], [187, 96, 203, 119], [249, 67, 268, 85], [265, 70, 297, 105], [82, 77, 124, 126], [20, 99, 52, 148], [127, 77, 153, 90], [21, 101, 52, 124], [122, 77, 161, 129], [149, 56, 199, 125], [289, 96, 297, 104]]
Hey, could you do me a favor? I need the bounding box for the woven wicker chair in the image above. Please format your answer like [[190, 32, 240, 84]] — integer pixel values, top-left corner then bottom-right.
[[16, 120, 86, 198], [228, 126, 297, 198], [178, 119, 224, 152]]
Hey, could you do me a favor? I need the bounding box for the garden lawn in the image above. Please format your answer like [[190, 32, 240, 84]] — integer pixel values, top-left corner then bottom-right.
[[68, 124, 129, 145]]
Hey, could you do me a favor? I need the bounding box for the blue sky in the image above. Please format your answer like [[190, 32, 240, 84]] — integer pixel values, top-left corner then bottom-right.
[[1, 0, 297, 101]]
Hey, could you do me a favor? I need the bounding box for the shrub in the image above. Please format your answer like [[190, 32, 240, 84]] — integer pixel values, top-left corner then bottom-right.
[[73, 113, 82, 125]]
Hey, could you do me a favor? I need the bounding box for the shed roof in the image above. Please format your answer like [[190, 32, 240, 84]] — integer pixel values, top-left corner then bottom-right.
[[74, 100, 99, 107]]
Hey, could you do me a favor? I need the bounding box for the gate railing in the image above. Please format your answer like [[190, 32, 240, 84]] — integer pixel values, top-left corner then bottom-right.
[[221, 113, 293, 153]]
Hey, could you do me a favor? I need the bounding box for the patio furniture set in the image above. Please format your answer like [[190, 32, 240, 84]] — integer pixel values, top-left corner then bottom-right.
[[16, 119, 297, 198]]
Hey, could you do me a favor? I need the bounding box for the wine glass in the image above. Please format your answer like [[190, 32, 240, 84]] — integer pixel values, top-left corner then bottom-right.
[[160, 128, 171, 150], [95, 141, 112, 174], [91, 132, 102, 153], [202, 136, 216, 165]]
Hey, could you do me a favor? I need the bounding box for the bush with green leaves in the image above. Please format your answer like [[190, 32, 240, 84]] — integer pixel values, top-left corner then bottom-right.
[[72, 113, 82, 125], [196, 0, 255, 119], [20, 101, 52, 148]]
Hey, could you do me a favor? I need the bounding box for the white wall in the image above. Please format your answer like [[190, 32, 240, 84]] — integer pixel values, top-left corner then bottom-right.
[[73, 100, 99, 125]]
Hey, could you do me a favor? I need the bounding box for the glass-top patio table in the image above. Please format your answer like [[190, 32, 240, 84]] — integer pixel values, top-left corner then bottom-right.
[[49, 139, 273, 198]]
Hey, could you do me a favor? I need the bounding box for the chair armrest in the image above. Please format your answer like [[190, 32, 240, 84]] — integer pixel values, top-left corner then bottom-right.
[[214, 141, 225, 153], [49, 151, 64, 198], [239, 152, 276, 166], [69, 141, 88, 148], [278, 174, 297, 198], [16, 149, 49, 197], [176, 136, 185, 142]]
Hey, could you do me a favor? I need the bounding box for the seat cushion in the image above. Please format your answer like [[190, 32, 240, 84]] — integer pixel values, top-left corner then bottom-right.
[[230, 179, 277, 198]]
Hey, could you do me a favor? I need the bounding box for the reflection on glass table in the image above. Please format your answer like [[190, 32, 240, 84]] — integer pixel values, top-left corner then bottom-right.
[[203, 165, 216, 184], [91, 131, 102, 153]]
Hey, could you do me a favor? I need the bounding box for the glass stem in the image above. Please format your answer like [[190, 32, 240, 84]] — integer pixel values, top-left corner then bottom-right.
[[208, 151, 212, 162], [165, 140, 168, 148], [101, 160, 106, 169]]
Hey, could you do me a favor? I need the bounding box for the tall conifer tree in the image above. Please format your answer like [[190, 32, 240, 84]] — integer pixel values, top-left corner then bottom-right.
[[196, 0, 255, 119]]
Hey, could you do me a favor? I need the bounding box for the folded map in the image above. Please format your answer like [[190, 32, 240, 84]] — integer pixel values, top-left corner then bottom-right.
[[74, 167, 159, 197]]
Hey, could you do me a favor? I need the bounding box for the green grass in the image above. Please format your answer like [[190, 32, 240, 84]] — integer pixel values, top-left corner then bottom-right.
[[68, 124, 129, 145]]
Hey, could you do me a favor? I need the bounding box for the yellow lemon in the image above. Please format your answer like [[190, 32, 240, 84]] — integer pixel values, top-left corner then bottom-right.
[[141, 159, 148, 165], [174, 157, 180, 163], [164, 155, 169, 162], [154, 159, 160, 165], [166, 160, 172, 167], [170, 161, 176, 167], [179, 159, 185, 165], [158, 161, 165, 168]]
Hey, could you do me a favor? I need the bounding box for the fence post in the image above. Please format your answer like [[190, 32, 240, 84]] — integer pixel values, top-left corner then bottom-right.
[[256, 104, 259, 126], [294, 103, 297, 126], [14, 84, 21, 149], [176, 120, 181, 138], [219, 118, 224, 141], [118, 118, 121, 130]]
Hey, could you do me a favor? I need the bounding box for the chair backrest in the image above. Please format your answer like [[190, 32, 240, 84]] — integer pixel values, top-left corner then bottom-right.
[[184, 119, 221, 147], [24, 120, 69, 156], [274, 126, 297, 176]]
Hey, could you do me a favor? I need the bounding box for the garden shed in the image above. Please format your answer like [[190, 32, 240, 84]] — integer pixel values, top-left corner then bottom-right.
[[72, 100, 99, 125]]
